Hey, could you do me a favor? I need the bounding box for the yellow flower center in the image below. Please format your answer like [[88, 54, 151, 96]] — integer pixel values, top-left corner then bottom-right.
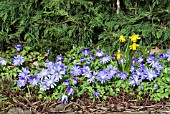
[[43, 72, 46, 76]]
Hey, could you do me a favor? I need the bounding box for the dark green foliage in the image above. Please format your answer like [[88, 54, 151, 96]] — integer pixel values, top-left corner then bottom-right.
[[0, 0, 170, 55]]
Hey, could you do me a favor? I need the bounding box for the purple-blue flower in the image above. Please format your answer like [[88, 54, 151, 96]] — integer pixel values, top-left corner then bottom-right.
[[140, 86, 144, 91], [158, 53, 165, 59], [106, 65, 117, 79], [80, 57, 85, 62], [87, 72, 97, 83], [61, 94, 68, 104], [153, 84, 158, 89], [51, 67, 65, 81], [165, 50, 170, 61], [82, 48, 90, 56], [15, 44, 22, 51], [47, 49, 50, 55], [86, 59, 91, 65], [117, 71, 128, 80], [131, 58, 137, 65], [12, 55, 24, 66], [92, 90, 100, 98], [137, 56, 144, 64], [130, 65, 135, 72], [100, 54, 110, 64], [67, 86, 75, 95], [153, 62, 164, 71], [0, 57, 7, 66], [96, 49, 104, 57], [72, 78, 78, 85], [81, 66, 91, 78], [64, 79, 70, 85], [96, 70, 109, 84], [38, 68, 50, 79], [40, 81, 49, 91], [28, 75, 40, 86], [45, 60, 55, 69], [19, 67, 30, 78], [129, 73, 141, 86], [90, 55, 95, 60], [138, 63, 145, 72], [143, 68, 157, 81], [17, 77, 27, 87], [45, 75, 57, 88], [56, 54, 63, 61], [70, 66, 82, 76], [112, 55, 116, 60], [146, 55, 157, 66]]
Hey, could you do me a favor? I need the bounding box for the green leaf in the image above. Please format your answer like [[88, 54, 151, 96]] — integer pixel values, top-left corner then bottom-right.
[[102, 96, 107, 100]]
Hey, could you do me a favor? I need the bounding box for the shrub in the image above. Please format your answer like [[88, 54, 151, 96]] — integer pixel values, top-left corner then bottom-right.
[[0, 0, 170, 55]]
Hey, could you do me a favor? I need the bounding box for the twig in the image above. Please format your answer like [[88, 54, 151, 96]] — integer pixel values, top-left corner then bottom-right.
[[64, 102, 74, 111], [26, 85, 31, 98]]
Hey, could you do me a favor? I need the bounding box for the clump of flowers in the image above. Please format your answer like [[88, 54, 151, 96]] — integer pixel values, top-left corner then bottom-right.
[[1, 36, 170, 103]]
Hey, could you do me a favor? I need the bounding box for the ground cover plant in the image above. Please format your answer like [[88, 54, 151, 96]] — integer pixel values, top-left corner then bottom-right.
[[0, 34, 170, 113]]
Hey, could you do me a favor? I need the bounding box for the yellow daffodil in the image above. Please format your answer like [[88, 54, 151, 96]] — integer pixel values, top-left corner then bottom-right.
[[116, 52, 122, 60], [129, 43, 139, 50], [119, 35, 126, 42], [129, 34, 140, 43]]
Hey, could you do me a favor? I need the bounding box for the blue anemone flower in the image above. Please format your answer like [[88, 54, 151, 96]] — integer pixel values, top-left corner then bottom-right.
[[158, 53, 165, 59], [143, 68, 157, 81], [45, 75, 57, 88], [81, 66, 91, 78], [72, 78, 78, 85], [96, 49, 104, 57], [67, 86, 75, 95], [117, 71, 128, 80], [19, 67, 30, 78], [17, 77, 27, 87], [0, 57, 7, 66], [129, 73, 141, 86], [51, 68, 64, 81], [100, 54, 110, 64], [137, 56, 144, 64], [38, 68, 50, 79], [56, 54, 63, 61], [12, 55, 24, 66], [92, 90, 100, 98], [80, 57, 85, 62], [64, 79, 70, 85], [70, 66, 82, 76], [96, 70, 109, 84], [140, 86, 144, 91], [40, 81, 49, 91], [15, 44, 22, 51], [28, 75, 40, 86], [153, 84, 158, 89], [87, 71, 97, 83], [61, 94, 68, 104], [82, 48, 90, 56], [106, 65, 117, 79]]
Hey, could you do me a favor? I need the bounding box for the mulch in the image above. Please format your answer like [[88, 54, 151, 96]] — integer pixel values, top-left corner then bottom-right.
[[0, 87, 170, 114]]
